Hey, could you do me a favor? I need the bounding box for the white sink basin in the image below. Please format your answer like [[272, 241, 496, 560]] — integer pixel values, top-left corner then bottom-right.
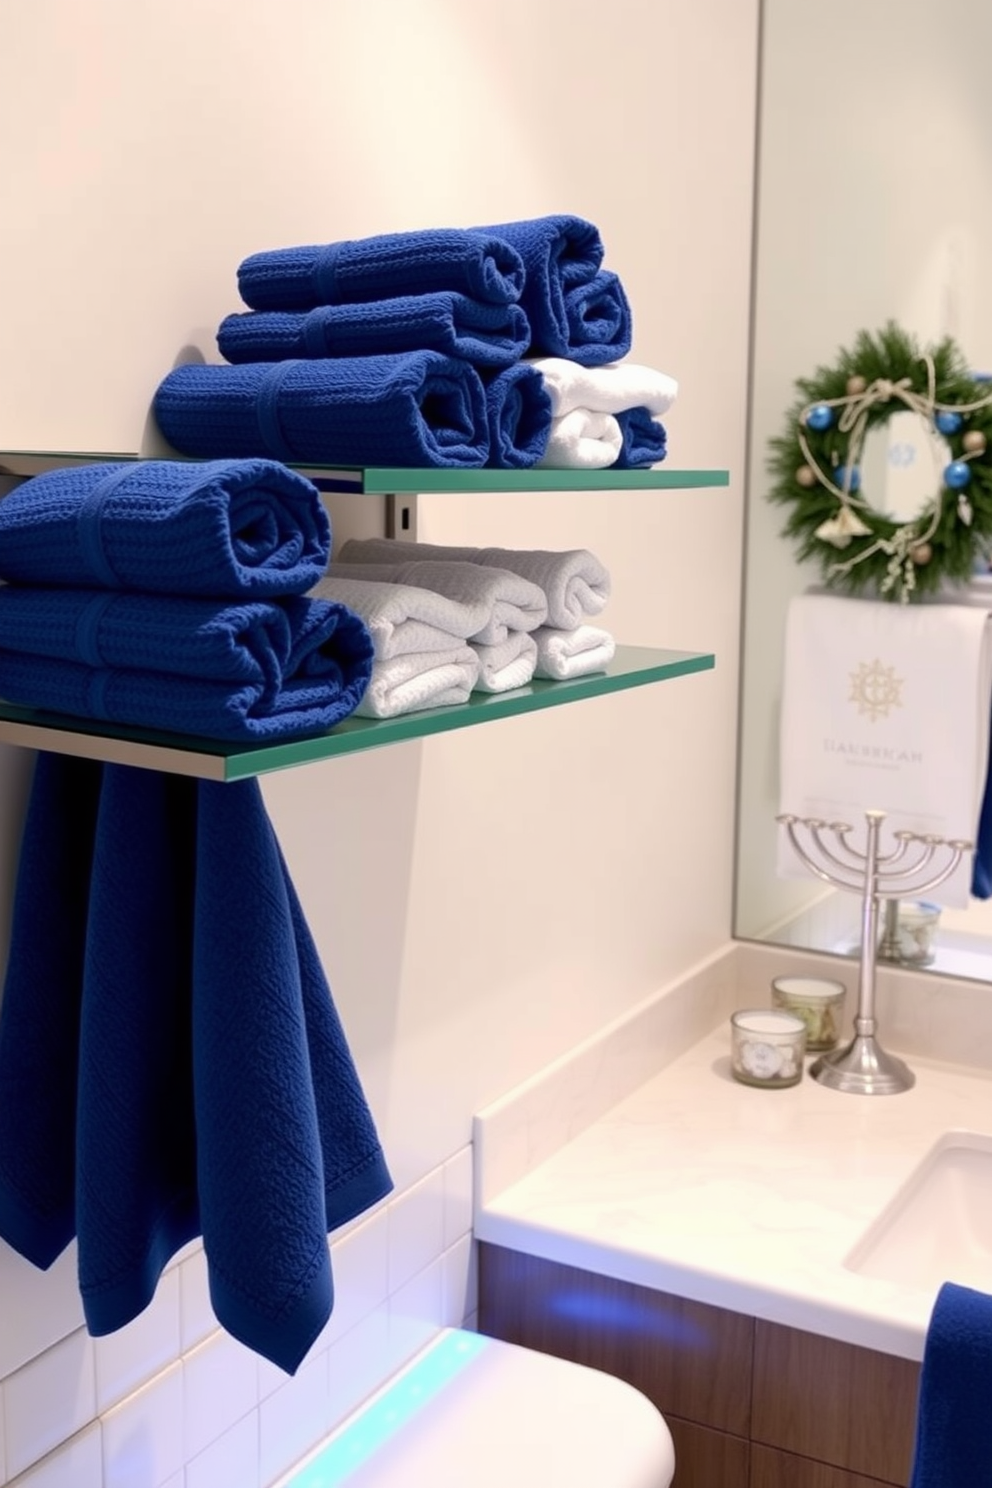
[[844, 1130, 992, 1293]]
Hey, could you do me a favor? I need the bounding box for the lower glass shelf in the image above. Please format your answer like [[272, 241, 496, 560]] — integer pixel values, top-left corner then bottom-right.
[[0, 644, 714, 781]]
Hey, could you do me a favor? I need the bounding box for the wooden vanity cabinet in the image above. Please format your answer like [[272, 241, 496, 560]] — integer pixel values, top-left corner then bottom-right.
[[478, 1243, 921, 1487]]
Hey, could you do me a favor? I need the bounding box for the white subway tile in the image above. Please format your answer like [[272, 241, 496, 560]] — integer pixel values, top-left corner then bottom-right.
[[183, 1330, 259, 1462], [322, 1210, 389, 1348], [325, 1310, 390, 1437], [441, 1234, 477, 1329], [258, 1353, 329, 1488], [184, 1409, 259, 1488], [178, 1248, 217, 1354], [4, 1424, 101, 1488], [386, 1170, 445, 1295], [101, 1359, 182, 1488], [0, 1244, 85, 1380], [4, 1327, 95, 1479], [442, 1147, 474, 1250], [387, 1258, 443, 1374], [94, 1269, 181, 1414], [160, 1477, 184, 1488], [0, 1376, 6, 1485]]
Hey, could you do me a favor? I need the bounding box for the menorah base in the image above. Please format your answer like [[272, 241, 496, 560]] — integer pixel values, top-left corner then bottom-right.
[[810, 1035, 916, 1096]]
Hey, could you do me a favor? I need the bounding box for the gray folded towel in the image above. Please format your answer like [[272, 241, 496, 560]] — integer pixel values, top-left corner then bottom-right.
[[326, 558, 547, 645], [308, 574, 487, 658]]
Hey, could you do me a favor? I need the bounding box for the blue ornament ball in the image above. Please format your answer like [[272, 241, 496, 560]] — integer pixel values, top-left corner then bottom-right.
[[945, 460, 972, 490], [806, 404, 834, 431], [834, 464, 861, 493], [936, 411, 964, 435]]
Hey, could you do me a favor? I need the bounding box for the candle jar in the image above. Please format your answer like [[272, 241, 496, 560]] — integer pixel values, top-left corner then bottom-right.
[[730, 1009, 806, 1088], [771, 976, 846, 1052]]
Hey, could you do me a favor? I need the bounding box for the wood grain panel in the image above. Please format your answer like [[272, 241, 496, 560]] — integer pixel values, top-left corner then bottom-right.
[[752, 1320, 919, 1483], [751, 1442, 904, 1487], [478, 1242, 754, 1435], [667, 1416, 750, 1488]]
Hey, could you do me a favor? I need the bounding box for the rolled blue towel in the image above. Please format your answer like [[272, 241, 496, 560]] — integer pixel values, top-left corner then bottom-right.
[[971, 699, 992, 898], [218, 293, 531, 370], [483, 363, 552, 469], [236, 229, 526, 311], [909, 1280, 992, 1487], [154, 353, 491, 469], [612, 407, 668, 469], [0, 459, 330, 597], [478, 216, 633, 366]]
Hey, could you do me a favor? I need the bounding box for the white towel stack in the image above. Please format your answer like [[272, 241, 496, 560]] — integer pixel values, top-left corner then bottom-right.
[[531, 358, 679, 470]]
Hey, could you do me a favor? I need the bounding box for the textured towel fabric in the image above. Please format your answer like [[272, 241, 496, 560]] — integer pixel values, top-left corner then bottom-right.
[[153, 354, 490, 469], [357, 647, 480, 718], [0, 597, 373, 742], [471, 632, 538, 693], [339, 538, 610, 632], [530, 358, 679, 418], [0, 460, 331, 597], [308, 574, 489, 657], [218, 294, 531, 369], [613, 408, 668, 468], [909, 1281, 992, 1487], [0, 756, 392, 1374], [533, 624, 616, 679], [537, 409, 623, 469], [236, 229, 526, 312], [483, 363, 552, 468], [328, 557, 548, 645]]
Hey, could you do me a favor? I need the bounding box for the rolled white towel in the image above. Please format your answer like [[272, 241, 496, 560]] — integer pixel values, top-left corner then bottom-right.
[[530, 357, 679, 418], [472, 632, 538, 693], [533, 624, 616, 679], [326, 558, 547, 645], [356, 647, 480, 719], [309, 574, 488, 657], [338, 539, 610, 632], [536, 408, 622, 470]]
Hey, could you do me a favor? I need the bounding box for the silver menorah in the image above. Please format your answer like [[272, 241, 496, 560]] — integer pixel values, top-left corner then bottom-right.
[[776, 809, 971, 1095]]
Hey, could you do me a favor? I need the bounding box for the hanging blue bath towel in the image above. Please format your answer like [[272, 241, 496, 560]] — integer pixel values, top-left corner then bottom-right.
[[612, 408, 668, 469], [218, 293, 531, 369], [909, 1280, 992, 1487], [236, 228, 526, 311], [154, 352, 491, 469], [483, 363, 552, 469], [0, 459, 330, 597]]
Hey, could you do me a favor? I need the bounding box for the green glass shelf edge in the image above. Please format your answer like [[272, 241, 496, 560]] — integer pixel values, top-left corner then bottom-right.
[[0, 645, 714, 782], [0, 450, 729, 493]]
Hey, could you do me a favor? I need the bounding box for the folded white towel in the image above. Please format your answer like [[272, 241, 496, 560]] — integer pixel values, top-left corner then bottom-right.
[[309, 574, 487, 657], [472, 632, 538, 693], [338, 539, 610, 632], [530, 358, 679, 418], [533, 624, 616, 679], [536, 409, 623, 470], [356, 646, 480, 719], [779, 592, 992, 907], [326, 558, 546, 645]]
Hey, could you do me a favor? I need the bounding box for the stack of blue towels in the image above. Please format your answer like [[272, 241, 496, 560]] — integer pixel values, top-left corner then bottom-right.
[[0, 458, 374, 741], [152, 215, 645, 470]]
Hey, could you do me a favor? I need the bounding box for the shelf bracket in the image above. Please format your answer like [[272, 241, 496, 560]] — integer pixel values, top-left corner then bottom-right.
[[386, 492, 419, 541]]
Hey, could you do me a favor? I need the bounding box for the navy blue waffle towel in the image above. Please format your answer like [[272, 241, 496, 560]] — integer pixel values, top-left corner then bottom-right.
[[612, 408, 668, 469], [478, 216, 633, 366], [0, 460, 330, 597], [0, 589, 373, 741], [236, 229, 526, 311], [0, 755, 392, 1374], [154, 353, 490, 469], [909, 1280, 992, 1486], [971, 698, 992, 898], [218, 293, 531, 370], [483, 364, 552, 469]]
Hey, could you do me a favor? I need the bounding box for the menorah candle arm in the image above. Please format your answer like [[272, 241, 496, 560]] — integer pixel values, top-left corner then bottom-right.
[[779, 818, 865, 892]]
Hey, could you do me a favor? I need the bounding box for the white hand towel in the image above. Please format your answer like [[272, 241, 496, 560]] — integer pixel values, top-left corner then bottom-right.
[[309, 574, 488, 657], [338, 539, 610, 632], [533, 624, 616, 679], [326, 558, 546, 645], [530, 358, 679, 418], [356, 647, 480, 719], [778, 592, 992, 907], [471, 632, 538, 693], [536, 408, 623, 470]]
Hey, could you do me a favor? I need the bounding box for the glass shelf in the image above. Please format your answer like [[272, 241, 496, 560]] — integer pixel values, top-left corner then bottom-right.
[[0, 645, 714, 781]]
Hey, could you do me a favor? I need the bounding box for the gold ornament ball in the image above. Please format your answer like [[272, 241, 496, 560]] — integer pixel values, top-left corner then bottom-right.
[[963, 430, 987, 454], [796, 464, 817, 487], [846, 375, 867, 395], [910, 543, 933, 565]]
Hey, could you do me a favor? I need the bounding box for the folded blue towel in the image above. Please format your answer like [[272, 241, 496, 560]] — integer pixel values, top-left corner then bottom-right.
[[0, 755, 392, 1374], [0, 459, 330, 597], [909, 1280, 992, 1486], [218, 293, 531, 370], [483, 364, 552, 469], [236, 229, 526, 311], [478, 216, 633, 366], [612, 408, 668, 469], [154, 353, 491, 469], [971, 701, 992, 898]]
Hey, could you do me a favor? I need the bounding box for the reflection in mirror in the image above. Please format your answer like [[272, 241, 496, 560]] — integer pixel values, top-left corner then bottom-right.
[[735, 0, 992, 981]]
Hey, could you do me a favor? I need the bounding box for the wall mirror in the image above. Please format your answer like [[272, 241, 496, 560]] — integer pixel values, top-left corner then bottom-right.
[[735, 0, 992, 980]]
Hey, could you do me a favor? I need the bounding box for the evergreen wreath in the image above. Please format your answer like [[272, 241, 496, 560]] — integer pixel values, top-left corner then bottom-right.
[[767, 322, 992, 601]]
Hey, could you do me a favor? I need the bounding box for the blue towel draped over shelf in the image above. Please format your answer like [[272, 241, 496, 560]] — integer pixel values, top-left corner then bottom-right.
[[217, 293, 532, 370], [0, 755, 392, 1374], [612, 408, 668, 469], [0, 459, 330, 597], [909, 1280, 992, 1487], [482, 363, 552, 469]]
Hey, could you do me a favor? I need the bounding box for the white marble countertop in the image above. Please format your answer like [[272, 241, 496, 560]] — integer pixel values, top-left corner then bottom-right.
[[475, 1024, 992, 1362]]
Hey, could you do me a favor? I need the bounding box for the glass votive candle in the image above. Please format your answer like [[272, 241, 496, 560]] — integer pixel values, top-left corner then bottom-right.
[[771, 976, 846, 1052], [730, 1009, 806, 1088], [892, 900, 941, 966]]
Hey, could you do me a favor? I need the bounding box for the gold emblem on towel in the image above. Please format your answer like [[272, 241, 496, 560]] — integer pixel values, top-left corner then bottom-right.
[[848, 658, 904, 722]]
